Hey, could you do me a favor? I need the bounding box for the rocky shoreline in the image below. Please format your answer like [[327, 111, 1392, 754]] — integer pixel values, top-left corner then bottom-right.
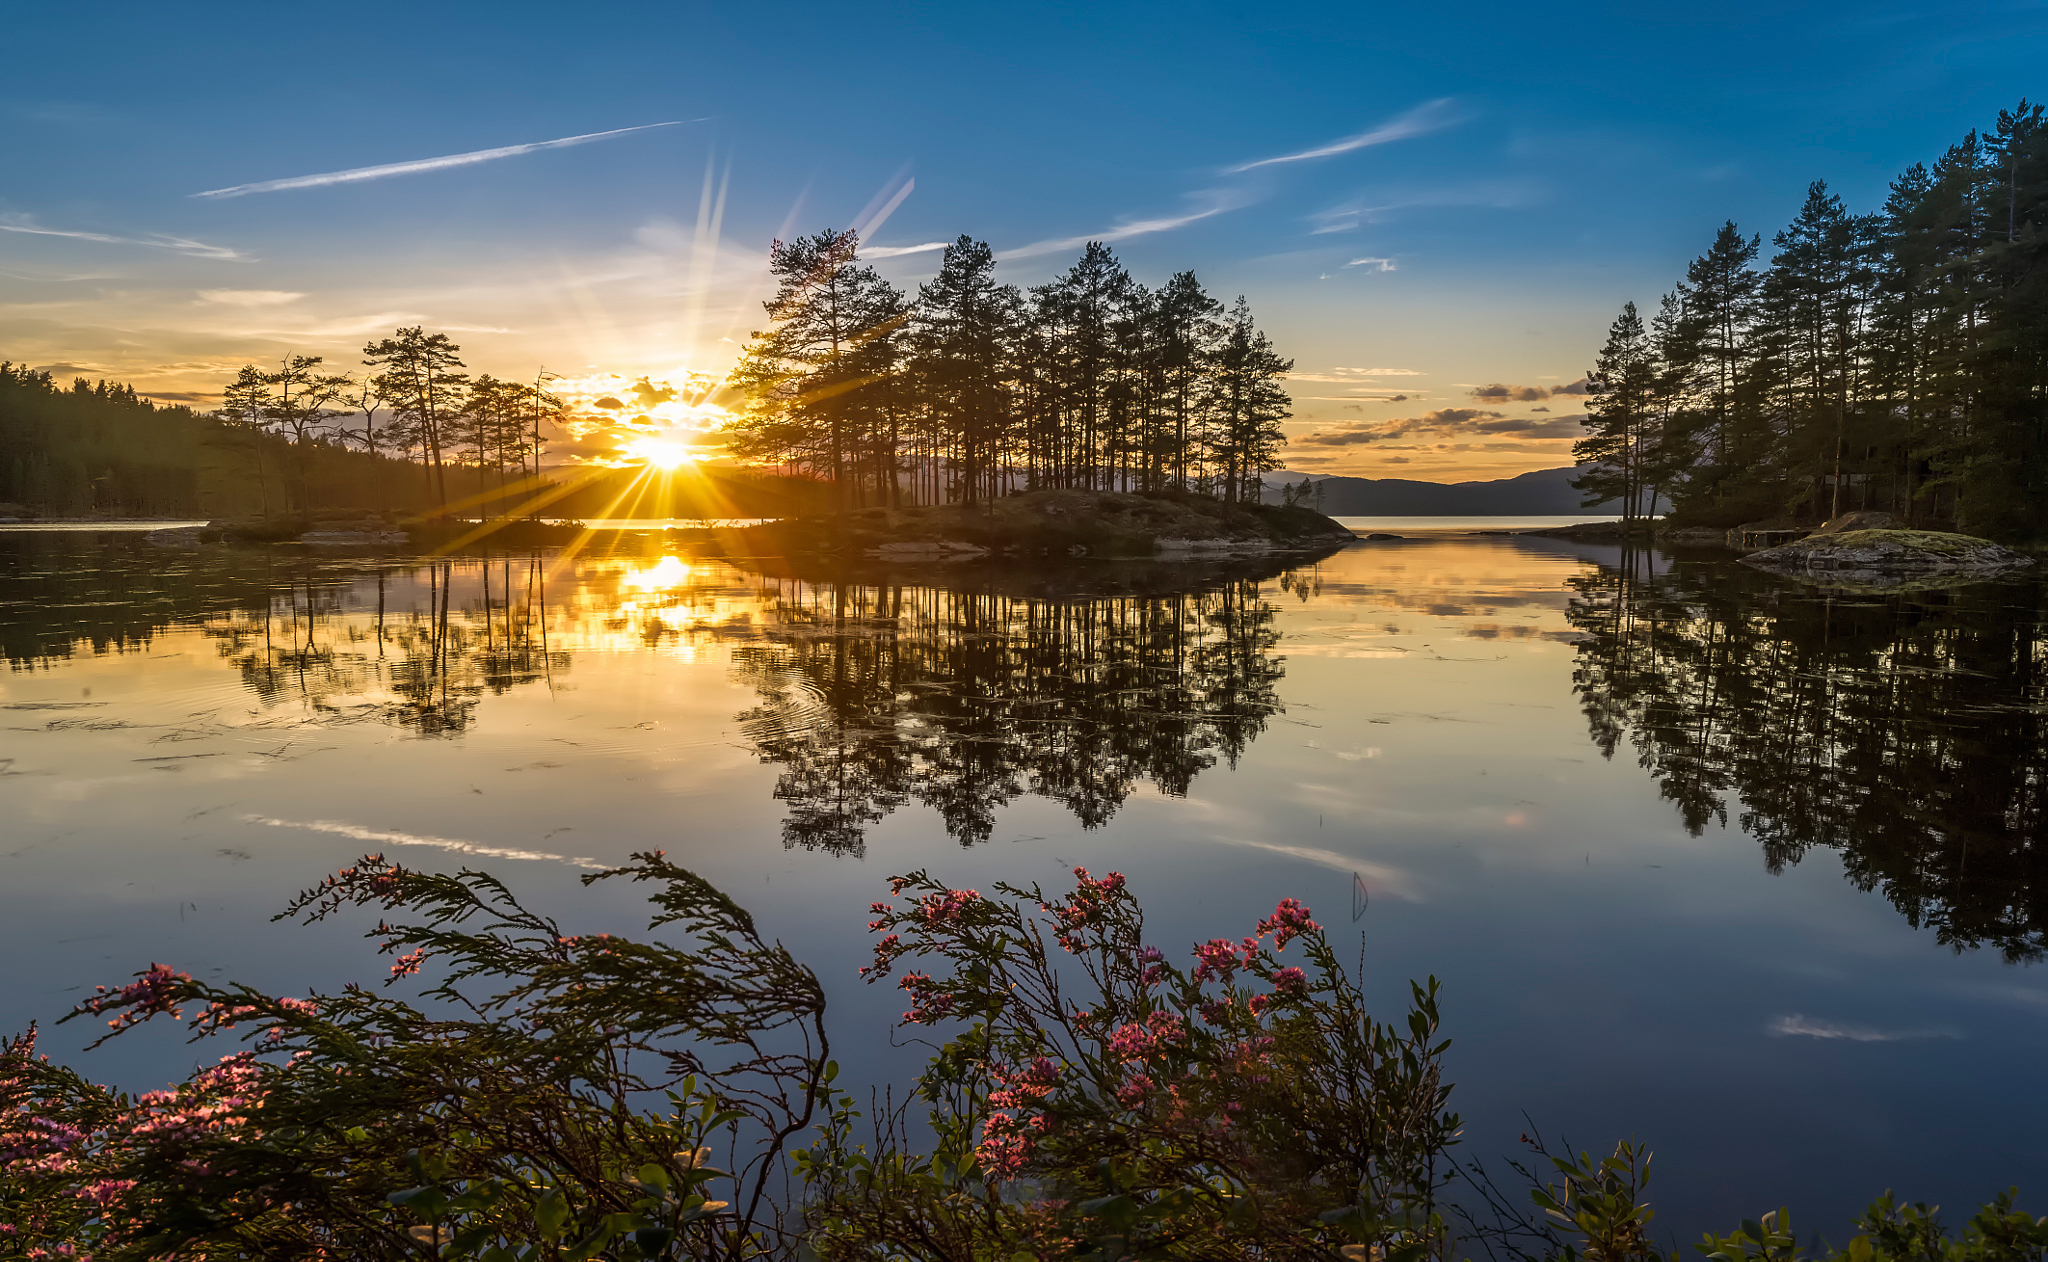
[[721, 489, 1357, 560]]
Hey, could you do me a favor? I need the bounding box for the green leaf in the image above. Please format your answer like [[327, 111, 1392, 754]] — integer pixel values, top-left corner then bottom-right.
[[534, 1188, 569, 1240]]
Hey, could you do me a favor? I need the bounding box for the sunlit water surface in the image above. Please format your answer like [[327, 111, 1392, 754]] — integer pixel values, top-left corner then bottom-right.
[[2, 527, 2044, 1240]]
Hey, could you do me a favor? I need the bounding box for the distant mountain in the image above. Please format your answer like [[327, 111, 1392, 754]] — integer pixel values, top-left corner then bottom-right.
[[1260, 466, 1633, 515]]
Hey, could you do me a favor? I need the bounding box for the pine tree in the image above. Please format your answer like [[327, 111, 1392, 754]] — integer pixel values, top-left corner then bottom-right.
[[364, 327, 468, 513], [724, 230, 905, 512], [1202, 298, 1293, 504], [911, 237, 1021, 505], [1573, 302, 1660, 528]]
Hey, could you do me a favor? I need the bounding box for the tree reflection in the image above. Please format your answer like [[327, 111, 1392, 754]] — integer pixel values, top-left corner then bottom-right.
[[204, 557, 562, 735], [2, 531, 1307, 853], [731, 567, 1292, 853], [1568, 559, 2048, 960]]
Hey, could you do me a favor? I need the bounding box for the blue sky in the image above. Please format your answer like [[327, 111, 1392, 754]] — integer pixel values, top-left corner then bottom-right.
[[4, 0, 2045, 480]]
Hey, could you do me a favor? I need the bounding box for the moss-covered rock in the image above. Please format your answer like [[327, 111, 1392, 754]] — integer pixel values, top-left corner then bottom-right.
[[1740, 528, 2035, 584], [724, 489, 1356, 559]]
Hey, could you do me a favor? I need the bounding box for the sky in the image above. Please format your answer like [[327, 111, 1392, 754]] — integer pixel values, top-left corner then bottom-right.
[[4, 0, 2047, 482]]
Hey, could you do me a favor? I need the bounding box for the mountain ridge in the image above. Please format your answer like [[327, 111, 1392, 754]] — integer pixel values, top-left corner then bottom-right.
[[1260, 466, 1624, 515]]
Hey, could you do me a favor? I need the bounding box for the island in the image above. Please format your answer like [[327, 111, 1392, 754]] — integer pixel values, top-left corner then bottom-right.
[[723, 488, 1358, 559]]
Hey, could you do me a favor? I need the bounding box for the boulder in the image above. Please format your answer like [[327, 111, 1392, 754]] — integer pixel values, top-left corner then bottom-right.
[[1740, 528, 2035, 585], [1660, 526, 1733, 547], [1728, 517, 1809, 550], [1813, 510, 1898, 534]]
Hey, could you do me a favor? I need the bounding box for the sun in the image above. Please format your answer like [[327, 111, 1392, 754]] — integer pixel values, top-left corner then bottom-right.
[[623, 436, 698, 470]]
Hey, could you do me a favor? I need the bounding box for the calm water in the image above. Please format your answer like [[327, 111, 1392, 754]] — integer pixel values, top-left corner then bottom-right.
[[2, 527, 2044, 1240]]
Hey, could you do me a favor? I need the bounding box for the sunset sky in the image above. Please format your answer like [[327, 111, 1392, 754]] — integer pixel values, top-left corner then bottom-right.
[[3, 0, 2042, 481]]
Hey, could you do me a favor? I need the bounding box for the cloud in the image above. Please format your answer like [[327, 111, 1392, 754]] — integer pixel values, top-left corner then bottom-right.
[[1299, 407, 1590, 447], [192, 121, 693, 199], [0, 215, 244, 260], [1769, 1014, 1961, 1043], [1468, 415, 1585, 438], [1203, 837, 1422, 902], [1470, 382, 1550, 403], [1228, 98, 1460, 173], [198, 289, 304, 307], [1308, 178, 1539, 234], [1288, 366, 1422, 383], [242, 814, 605, 870], [863, 241, 949, 259], [1552, 377, 1589, 395], [1344, 257, 1396, 272], [1003, 190, 1248, 260]]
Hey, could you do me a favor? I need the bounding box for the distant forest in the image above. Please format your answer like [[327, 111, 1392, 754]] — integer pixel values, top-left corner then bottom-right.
[[1577, 99, 2048, 538], [0, 342, 812, 521], [3, 233, 1293, 520], [725, 233, 1293, 509]]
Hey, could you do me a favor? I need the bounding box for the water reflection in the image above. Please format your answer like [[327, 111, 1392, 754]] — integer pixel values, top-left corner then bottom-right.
[[1, 535, 1304, 851], [1568, 557, 2048, 961], [728, 573, 1284, 853]]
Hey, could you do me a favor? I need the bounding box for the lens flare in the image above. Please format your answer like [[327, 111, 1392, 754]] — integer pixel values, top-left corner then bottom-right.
[[624, 437, 697, 470], [551, 370, 730, 469]]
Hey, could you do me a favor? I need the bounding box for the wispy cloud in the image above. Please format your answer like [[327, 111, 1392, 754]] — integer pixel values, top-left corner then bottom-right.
[[1204, 837, 1422, 902], [864, 241, 950, 259], [198, 289, 304, 307], [192, 121, 694, 199], [1003, 190, 1248, 260], [1229, 98, 1460, 174], [1345, 257, 1396, 272], [1288, 367, 1422, 382], [0, 215, 244, 260], [1769, 1014, 1961, 1043], [242, 814, 605, 870], [1469, 379, 1587, 402]]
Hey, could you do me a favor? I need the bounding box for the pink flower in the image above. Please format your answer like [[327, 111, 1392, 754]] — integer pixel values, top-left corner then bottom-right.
[[1192, 938, 1241, 983], [1272, 966, 1308, 995], [1115, 1073, 1154, 1108], [860, 933, 902, 979], [1257, 898, 1319, 951], [916, 888, 981, 927], [897, 972, 956, 1024]]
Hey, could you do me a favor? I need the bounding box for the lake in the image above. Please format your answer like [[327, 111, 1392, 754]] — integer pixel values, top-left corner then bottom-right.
[[2, 524, 2043, 1242]]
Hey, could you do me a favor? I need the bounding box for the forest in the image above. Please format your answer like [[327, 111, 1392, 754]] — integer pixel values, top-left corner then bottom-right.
[[1, 232, 1294, 523], [1575, 99, 2048, 539], [1568, 556, 2048, 962], [724, 233, 1295, 509]]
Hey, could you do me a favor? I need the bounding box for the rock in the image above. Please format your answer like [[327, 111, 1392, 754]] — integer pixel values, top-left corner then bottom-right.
[[865, 541, 990, 559], [1728, 518, 1809, 550], [1363, 532, 1406, 541], [301, 530, 409, 547], [1740, 528, 2035, 584], [1660, 527, 1733, 547], [1814, 510, 1898, 534], [145, 525, 211, 547], [1519, 521, 1646, 540]]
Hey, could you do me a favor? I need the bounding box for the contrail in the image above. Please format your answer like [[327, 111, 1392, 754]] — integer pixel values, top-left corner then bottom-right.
[[1227, 99, 1459, 173], [0, 215, 244, 259], [193, 121, 696, 199], [242, 814, 607, 870]]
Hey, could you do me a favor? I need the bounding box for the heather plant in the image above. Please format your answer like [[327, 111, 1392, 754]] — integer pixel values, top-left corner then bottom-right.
[[3, 856, 2043, 1262], [795, 867, 1462, 1259], [0, 851, 829, 1260]]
